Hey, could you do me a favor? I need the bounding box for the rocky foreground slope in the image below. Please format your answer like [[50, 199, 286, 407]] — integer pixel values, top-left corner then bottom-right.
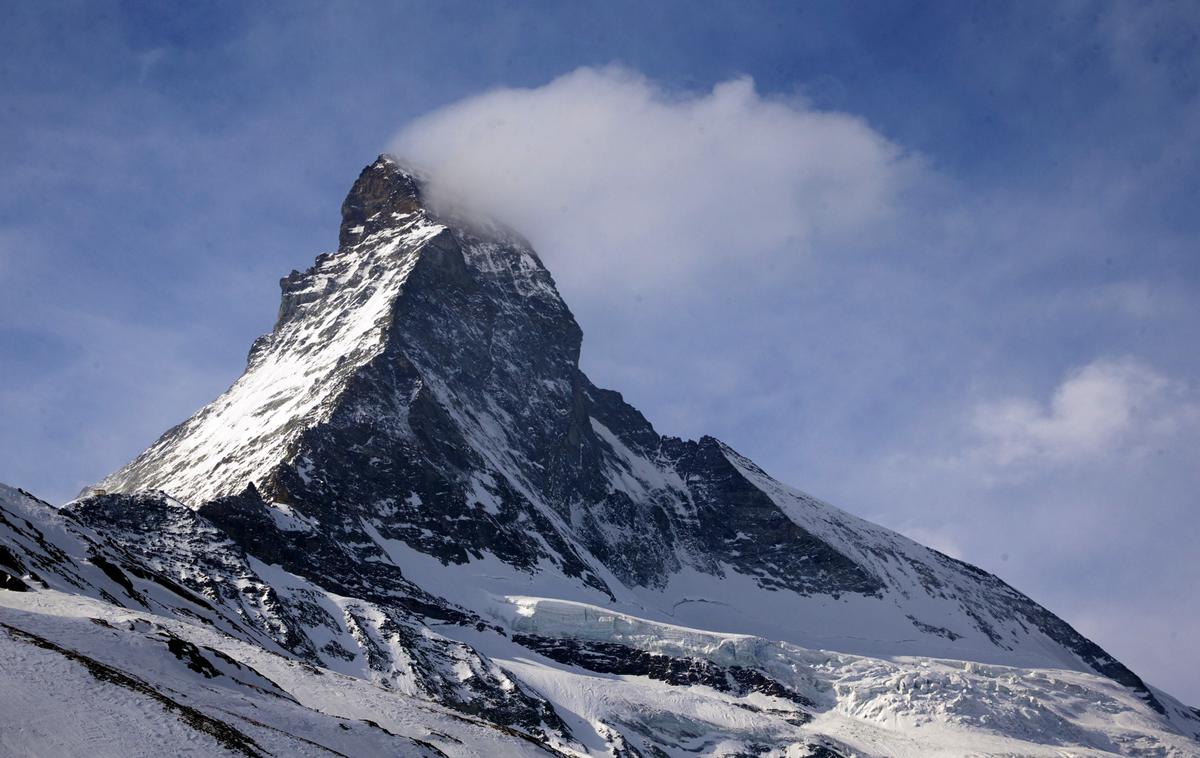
[[3, 156, 1198, 756]]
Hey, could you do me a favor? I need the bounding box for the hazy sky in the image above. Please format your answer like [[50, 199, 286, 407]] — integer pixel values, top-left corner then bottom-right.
[[2, 2, 1197, 703]]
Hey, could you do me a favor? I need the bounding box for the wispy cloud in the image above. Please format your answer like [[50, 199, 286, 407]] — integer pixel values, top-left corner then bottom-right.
[[971, 358, 1196, 471]]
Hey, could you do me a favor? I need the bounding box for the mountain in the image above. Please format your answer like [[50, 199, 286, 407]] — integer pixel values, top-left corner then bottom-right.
[[3, 155, 1198, 757]]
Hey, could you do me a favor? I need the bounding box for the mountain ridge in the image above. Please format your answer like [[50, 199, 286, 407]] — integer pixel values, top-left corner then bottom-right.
[[91, 153, 1183, 709], [4, 155, 1197, 756]]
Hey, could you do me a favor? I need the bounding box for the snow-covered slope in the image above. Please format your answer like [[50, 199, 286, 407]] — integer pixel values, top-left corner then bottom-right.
[[96, 176, 446, 506], [488, 596, 1200, 756], [0, 482, 569, 742], [0, 587, 561, 757], [4, 512, 1198, 756], [4, 156, 1198, 755]]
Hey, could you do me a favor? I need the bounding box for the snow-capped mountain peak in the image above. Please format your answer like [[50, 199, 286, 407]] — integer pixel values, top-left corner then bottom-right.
[[5, 156, 1197, 756]]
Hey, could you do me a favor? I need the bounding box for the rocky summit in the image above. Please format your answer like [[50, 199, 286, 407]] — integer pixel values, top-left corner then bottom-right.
[[2, 156, 1198, 757]]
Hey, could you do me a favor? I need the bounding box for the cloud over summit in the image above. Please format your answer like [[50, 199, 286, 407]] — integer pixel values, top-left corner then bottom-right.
[[391, 67, 921, 295]]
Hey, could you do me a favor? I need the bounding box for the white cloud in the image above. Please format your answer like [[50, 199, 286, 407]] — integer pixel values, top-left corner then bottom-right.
[[971, 358, 1196, 470], [390, 66, 922, 294]]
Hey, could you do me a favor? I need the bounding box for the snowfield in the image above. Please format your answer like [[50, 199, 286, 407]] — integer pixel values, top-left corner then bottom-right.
[[488, 596, 1200, 756], [0, 589, 554, 757], [3, 587, 1197, 757]]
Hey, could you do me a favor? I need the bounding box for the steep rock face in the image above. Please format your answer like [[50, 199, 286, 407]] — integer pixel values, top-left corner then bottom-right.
[[90, 155, 1183, 732], [94, 157, 896, 603]]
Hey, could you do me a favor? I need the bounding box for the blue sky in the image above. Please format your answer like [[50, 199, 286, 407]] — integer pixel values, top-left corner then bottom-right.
[[2, 1, 1198, 702]]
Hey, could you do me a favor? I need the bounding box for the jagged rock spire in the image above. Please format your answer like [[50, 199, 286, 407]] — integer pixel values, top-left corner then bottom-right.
[[89, 156, 1172, 725], [339, 154, 425, 249]]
